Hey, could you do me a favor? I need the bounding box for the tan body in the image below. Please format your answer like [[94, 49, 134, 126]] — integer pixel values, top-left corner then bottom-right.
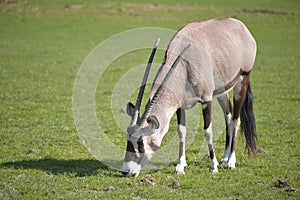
[[153, 17, 256, 106]]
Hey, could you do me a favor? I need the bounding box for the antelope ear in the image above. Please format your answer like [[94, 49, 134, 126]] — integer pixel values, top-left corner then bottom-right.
[[126, 102, 135, 117], [147, 115, 160, 130]]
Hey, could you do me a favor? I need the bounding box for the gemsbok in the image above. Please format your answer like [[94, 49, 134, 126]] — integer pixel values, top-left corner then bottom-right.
[[121, 18, 257, 176]]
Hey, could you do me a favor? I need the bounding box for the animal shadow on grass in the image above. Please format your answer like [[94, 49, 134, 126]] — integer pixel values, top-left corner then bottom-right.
[[0, 158, 122, 177]]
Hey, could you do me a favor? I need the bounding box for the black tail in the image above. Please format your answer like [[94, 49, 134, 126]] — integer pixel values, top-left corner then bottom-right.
[[240, 82, 257, 155]]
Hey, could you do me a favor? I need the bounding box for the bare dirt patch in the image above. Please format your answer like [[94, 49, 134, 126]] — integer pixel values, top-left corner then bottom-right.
[[242, 9, 289, 15]]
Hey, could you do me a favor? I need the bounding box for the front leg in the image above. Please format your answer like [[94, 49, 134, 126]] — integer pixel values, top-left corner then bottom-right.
[[175, 109, 187, 174], [202, 102, 219, 173]]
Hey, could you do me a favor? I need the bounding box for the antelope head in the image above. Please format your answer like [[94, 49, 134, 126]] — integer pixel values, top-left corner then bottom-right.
[[120, 38, 160, 177], [121, 102, 161, 177], [121, 42, 190, 177]]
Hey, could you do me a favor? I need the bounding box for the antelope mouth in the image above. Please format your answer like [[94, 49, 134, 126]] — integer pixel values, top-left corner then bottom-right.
[[120, 170, 140, 177], [121, 160, 142, 177]]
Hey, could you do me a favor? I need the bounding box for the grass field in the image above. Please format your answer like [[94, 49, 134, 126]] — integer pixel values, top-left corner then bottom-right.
[[0, 0, 299, 199]]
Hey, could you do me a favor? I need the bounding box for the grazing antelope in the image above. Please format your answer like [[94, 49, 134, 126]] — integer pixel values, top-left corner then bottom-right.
[[121, 18, 257, 177]]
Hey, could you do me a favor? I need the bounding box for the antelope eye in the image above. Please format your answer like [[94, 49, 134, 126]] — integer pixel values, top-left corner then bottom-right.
[[137, 138, 143, 145]]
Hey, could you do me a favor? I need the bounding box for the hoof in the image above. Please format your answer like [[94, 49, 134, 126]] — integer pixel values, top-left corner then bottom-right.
[[174, 163, 186, 175], [227, 163, 236, 169], [227, 155, 236, 169], [175, 170, 185, 175], [220, 158, 228, 165], [209, 168, 218, 174]]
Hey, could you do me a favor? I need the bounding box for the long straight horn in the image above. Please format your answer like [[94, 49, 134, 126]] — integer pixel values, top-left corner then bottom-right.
[[139, 44, 191, 126], [131, 38, 160, 125]]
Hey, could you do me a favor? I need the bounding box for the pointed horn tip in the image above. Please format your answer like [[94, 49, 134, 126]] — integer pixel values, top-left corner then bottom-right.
[[154, 38, 160, 47]]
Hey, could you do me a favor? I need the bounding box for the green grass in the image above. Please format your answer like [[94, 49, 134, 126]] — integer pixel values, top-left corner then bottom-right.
[[0, 0, 299, 199]]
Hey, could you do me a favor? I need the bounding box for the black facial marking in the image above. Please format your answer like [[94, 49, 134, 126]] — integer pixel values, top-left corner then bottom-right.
[[137, 138, 145, 153], [126, 141, 135, 153]]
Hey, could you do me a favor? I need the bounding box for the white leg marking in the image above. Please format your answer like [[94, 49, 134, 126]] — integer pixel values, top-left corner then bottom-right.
[[226, 113, 232, 124], [204, 122, 218, 173], [204, 122, 213, 142], [175, 158, 187, 174], [221, 117, 239, 165], [175, 125, 187, 174], [234, 76, 244, 100], [236, 117, 241, 132], [228, 152, 236, 169], [178, 125, 186, 143], [210, 157, 219, 174], [221, 113, 232, 163]]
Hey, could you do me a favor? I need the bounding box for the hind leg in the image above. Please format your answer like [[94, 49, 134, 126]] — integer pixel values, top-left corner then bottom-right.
[[217, 94, 233, 164], [227, 74, 250, 168]]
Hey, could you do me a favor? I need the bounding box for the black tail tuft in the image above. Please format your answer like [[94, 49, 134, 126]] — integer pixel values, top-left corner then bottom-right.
[[240, 82, 257, 155]]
